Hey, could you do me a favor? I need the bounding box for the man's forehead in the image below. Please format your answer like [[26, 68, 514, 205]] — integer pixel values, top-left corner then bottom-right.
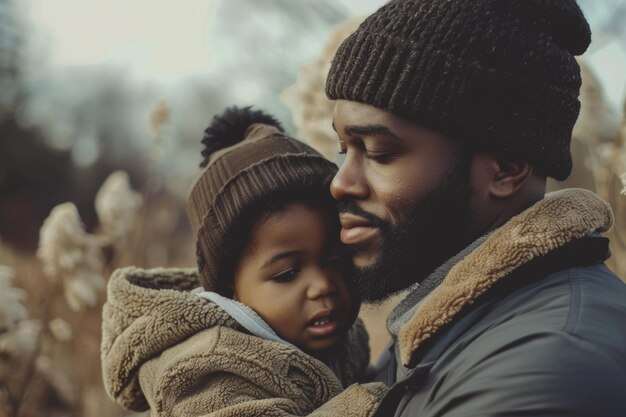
[[332, 100, 397, 128]]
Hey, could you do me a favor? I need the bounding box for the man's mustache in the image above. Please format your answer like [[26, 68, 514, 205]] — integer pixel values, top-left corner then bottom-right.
[[337, 200, 388, 229]]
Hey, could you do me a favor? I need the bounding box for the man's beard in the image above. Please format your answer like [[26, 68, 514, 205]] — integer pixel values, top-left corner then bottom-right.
[[338, 153, 473, 303]]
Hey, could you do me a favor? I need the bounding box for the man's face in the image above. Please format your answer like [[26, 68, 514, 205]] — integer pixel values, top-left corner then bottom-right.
[[331, 100, 475, 302]]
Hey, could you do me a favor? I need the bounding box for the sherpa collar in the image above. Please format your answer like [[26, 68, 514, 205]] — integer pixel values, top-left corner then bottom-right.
[[397, 188, 613, 367]]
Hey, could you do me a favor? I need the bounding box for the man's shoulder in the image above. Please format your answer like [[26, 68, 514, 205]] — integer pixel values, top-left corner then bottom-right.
[[409, 264, 626, 415], [405, 326, 626, 417], [449, 261, 626, 371], [489, 261, 626, 332], [563, 262, 626, 330], [524, 262, 626, 344]]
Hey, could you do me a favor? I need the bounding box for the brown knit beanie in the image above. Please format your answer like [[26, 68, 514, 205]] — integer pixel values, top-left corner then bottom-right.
[[187, 107, 338, 291], [326, 0, 592, 180]]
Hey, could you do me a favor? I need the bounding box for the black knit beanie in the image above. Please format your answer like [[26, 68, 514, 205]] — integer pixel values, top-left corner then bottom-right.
[[326, 0, 592, 180], [187, 107, 337, 291]]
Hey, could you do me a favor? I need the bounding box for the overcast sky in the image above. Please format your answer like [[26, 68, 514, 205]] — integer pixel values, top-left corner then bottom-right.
[[26, 0, 384, 76], [24, 0, 626, 113]]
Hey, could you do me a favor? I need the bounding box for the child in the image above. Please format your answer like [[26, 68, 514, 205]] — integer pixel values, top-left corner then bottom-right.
[[101, 107, 386, 416]]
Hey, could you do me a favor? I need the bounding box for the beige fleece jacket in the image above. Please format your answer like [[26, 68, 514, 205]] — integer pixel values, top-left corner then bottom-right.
[[101, 267, 386, 417]]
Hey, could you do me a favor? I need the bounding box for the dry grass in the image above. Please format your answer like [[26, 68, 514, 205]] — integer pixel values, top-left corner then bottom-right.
[[0, 169, 148, 417], [1, 98, 184, 416]]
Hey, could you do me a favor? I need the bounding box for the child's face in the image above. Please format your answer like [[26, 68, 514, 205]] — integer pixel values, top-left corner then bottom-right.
[[233, 202, 353, 355]]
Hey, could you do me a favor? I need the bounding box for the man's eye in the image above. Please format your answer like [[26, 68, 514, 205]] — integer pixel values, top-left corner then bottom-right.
[[272, 268, 300, 283], [366, 152, 396, 163]]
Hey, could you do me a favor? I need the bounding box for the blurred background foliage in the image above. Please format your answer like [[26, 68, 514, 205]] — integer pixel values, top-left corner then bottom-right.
[[0, 0, 625, 416], [0, 0, 625, 251]]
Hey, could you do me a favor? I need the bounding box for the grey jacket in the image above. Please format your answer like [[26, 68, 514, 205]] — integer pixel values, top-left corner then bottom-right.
[[372, 189, 626, 417]]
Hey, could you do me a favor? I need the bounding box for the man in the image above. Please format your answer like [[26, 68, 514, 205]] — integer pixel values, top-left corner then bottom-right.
[[325, 0, 626, 416]]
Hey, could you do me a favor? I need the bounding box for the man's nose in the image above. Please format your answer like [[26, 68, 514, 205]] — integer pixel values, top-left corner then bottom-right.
[[330, 155, 368, 201]]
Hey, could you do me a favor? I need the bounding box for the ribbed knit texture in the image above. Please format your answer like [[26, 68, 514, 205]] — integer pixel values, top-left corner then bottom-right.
[[326, 0, 592, 180], [187, 124, 337, 291]]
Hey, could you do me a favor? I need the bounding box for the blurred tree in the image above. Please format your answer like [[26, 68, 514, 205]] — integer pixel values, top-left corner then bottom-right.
[[0, 1, 151, 251], [208, 0, 354, 129], [0, 123, 74, 251], [0, 0, 24, 118], [0, 0, 73, 251]]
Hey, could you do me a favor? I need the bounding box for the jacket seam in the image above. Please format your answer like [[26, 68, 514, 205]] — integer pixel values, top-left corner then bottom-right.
[[565, 332, 626, 378], [563, 268, 582, 335]]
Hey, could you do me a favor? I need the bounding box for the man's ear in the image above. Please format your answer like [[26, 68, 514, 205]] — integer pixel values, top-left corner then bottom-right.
[[489, 158, 533, 198]]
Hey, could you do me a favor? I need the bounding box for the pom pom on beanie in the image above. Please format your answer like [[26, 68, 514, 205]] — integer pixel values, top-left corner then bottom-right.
[[200, 106, 285, 168]]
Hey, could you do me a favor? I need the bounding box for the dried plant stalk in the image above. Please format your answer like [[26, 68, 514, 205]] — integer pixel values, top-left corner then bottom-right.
[[0, 265, 27, 332], [49, 318, 72, 342], [148, 99, 170, 163], [95, 171, 143, 242], [37, 203, 105, 311], [281, 17, 364, 161]]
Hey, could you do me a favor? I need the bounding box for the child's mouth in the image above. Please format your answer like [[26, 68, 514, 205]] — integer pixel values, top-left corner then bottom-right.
[[306, 311, 338, 337]]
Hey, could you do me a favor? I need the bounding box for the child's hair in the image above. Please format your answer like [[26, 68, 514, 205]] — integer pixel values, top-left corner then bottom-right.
[[187, 106, 338, 292]]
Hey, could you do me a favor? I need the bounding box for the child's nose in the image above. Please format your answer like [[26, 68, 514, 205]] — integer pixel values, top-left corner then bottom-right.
[[306, 272, 336, 300]]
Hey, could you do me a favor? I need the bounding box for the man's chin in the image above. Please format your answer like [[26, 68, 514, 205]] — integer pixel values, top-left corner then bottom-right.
[[348, 245, 417, 303], [350, 249, 382, 270]]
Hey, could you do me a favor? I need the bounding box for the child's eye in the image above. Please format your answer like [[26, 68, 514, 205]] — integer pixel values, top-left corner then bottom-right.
[[272, 268, 300, 283]]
